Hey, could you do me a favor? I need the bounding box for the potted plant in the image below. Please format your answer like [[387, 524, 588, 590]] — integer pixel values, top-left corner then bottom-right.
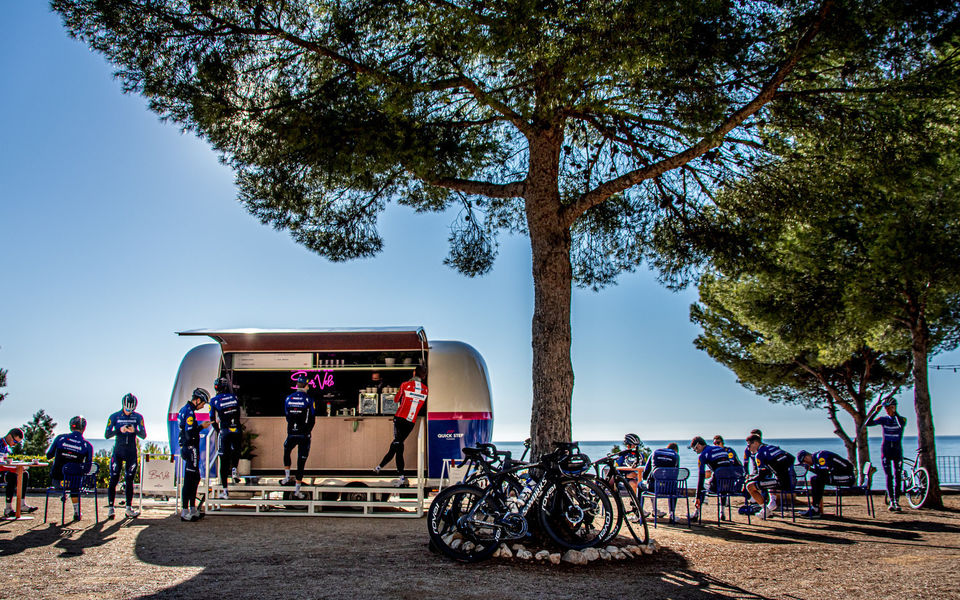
[[237, 425, 258, 476]]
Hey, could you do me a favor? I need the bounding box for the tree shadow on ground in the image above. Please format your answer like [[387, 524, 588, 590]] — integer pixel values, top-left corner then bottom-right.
[[128, 514, 776, 600], [679, 520, 856, 546], [0, 515, 127, 558]]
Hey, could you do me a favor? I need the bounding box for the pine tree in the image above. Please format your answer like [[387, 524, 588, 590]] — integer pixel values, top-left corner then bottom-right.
[[20, 410, 56, 456], [52, 0, 960, 456]]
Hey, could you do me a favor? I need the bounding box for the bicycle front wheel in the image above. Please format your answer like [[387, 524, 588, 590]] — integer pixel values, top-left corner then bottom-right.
[[618, 484, 649, 546], [592, 476, 624, 546], [538, 477, 614, 550], [428, 484, 501, 563], [905, 466, 930, 509]]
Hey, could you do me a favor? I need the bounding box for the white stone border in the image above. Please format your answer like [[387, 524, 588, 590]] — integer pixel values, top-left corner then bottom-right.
[[492, 540, 660, 565]]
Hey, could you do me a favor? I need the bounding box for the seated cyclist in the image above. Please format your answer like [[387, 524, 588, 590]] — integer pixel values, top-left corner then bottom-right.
[[744, 434, 796, 519], [689, 436, 742, 521], [641, 442, 680, 522], [796, 449, 855, 518], [615, 433, 643, 494]]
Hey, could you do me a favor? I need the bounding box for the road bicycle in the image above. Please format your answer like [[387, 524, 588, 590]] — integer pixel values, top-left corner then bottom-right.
[[899, 447, 930, 509], [592, 451, 649, 545], [428, 442, 613, 562]]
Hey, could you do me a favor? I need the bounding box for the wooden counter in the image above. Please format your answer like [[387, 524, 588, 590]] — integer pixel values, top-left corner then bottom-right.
[[244, 416, 423, 471]]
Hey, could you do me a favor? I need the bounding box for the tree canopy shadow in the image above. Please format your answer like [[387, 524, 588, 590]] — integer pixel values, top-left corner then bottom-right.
[[128, 514, 776, 600]]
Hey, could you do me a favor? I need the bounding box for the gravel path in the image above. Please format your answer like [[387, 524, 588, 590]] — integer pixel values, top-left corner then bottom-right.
[[1, 492, 958, 599]]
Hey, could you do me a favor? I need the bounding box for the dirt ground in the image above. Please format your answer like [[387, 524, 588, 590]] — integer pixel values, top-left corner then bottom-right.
[[1, 491, 958, 600]]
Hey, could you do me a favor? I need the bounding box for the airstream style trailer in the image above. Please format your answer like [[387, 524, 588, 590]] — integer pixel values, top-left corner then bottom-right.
[[167, 328, 493, 484]]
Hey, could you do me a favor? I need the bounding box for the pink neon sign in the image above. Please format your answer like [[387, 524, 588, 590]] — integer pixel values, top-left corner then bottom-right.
[[290, 370, 336, 390]]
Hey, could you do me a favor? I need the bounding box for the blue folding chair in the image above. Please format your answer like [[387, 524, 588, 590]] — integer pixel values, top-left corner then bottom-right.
[[44, 463, 99, 524], [640, 467, 691, 527], [702, 466, 745, 525], [826, 461, 875, 518], [756, 466, 797, 522]]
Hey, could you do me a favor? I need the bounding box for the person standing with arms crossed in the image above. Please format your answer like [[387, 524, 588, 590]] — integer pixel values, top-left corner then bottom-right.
[[375, 365, 427, 487], [210, 377, 243, 499], [105, 393, 147, 519], [866, 398, 907, 511], [178, 388, 212, 522], [281, 375, 315, 499], [46, 416, 94, 522]]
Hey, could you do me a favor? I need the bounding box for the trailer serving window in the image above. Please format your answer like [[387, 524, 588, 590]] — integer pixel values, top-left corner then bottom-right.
[[176, 328, 429, 474]]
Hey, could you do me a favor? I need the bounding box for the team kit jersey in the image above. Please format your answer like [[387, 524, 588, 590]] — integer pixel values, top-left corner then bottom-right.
[[46, 431, 94, 477], [867, 413, 907, 448], [104, 410, 147, 451], [178, 403, 204, 448], [754, 444, 795, 471], [0, 437, 11, 456], [394, 380, 427, 422], [695, 445, 740, 495], [644, 448, 680, 474], [210, 393, 242, 432], [284, 390, 315, 435], [806, 450, 854, 476]]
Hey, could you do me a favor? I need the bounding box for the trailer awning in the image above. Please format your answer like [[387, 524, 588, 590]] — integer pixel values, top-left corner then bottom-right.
[[177, 327, 428, 352]]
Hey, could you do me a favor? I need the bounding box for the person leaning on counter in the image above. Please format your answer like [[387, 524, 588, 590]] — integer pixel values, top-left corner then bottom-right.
[[281, 375, 315, 499], [374, 365, 428, 487]]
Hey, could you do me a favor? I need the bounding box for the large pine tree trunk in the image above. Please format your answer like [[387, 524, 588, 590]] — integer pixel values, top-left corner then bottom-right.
[[525, 129, 574, 459], [909, 310, 942, 508]]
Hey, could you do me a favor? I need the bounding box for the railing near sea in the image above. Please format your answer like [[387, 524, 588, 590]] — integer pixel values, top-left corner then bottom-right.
[[938, 455, 960, 485]]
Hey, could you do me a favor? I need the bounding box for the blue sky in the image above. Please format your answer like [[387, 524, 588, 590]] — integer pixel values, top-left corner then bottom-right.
[[2, 3, 958, 444]]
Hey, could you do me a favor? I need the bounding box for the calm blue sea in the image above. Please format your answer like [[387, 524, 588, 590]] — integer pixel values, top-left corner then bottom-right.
[[491, 436, 960, 490]]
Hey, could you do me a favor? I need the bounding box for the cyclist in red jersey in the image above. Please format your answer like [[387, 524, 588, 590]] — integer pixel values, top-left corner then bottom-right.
[[374, 365, 427, 487]]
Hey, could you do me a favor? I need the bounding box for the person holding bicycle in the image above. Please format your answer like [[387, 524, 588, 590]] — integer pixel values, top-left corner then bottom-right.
[[866, 398, 907, 511]]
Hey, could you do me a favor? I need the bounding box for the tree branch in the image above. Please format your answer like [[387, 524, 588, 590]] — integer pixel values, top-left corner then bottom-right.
[[561, 0, 835, 227], [425, 176, 526, 198]]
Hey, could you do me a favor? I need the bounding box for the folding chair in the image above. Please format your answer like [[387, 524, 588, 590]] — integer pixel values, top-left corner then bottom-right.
[[640, 467, 691, 528], [44, 463, 100, 524], [793, 464, 811, 497], [702, 466, 745, 525], [756, 467, 797, 522], [827, 461, 875, 518]]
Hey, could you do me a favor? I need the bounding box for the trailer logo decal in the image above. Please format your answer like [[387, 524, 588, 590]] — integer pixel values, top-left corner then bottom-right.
[[290, 370, 336, 390], [436, 430, 465, 440]]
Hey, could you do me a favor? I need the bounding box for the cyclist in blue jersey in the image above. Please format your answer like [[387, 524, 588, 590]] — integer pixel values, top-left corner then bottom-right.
[[2, 427, 38, 517], [796, 449, 855, 518], [178, 388, 212, 522], [105, 393, 147, 519], [641, 442, 680, 521], [744, 434, 796, 518], [689, 436, 741, 521], [742, 428, 762, 477], [614, 433, 642, 494], [46, 416, 94, 521], [866, 398, 907, 511], [281, 375, 315, 498], [210, 377, 243, 499]]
